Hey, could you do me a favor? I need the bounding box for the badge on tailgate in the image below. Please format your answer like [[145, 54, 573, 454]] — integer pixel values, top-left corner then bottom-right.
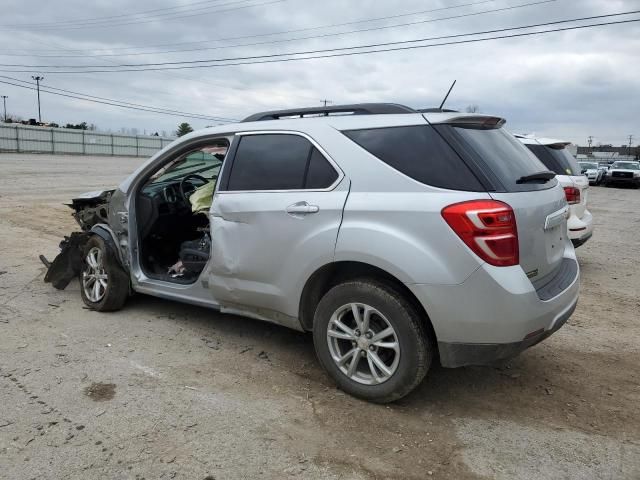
[[544, 206, 569, 231]]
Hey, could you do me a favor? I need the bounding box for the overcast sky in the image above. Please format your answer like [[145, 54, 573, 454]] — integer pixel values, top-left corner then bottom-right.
[[1, 0, 638, 145]]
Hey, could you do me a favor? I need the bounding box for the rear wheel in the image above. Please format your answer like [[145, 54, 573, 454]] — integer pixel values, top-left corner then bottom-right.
[[313, 280, 432, 403], [80, 236, 129, 311]]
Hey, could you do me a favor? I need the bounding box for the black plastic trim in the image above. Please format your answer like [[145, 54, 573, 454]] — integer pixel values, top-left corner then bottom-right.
[[532, 257, 578, 301], [571, 232, 593, 248], [217, 135, 239, 191], [438, 299, 577, 368]]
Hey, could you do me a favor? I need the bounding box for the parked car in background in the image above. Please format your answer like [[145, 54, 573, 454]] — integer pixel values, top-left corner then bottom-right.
[[578, 161, 604, 185], [42, 104, 580, 403], [603, 161, 640, 188], [516, 135, 594, 247], [597, 162, 610, 178]]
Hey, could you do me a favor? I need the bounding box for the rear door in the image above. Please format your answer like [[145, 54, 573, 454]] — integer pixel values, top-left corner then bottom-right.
[[437, 123, 570, 282], [207, 131, 348, 318]]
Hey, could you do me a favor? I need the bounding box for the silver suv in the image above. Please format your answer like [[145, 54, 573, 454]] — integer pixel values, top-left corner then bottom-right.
[[43, 104, 580, 403]]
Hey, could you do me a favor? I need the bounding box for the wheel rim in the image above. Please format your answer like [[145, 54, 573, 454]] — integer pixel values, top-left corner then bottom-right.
[[82, 247, 108, 303], [326, 303, 400, 385]]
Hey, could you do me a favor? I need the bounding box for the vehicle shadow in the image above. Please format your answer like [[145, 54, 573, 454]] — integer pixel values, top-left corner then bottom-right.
[[124, 293, 559, 410]]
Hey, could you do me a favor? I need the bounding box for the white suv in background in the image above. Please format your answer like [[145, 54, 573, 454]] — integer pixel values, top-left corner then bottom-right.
[[516, 135, 593, 247]]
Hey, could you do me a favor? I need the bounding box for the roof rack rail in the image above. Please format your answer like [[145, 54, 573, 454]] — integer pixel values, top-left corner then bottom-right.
[[241, 103, 417, 122], [418, 107, 460, 113]]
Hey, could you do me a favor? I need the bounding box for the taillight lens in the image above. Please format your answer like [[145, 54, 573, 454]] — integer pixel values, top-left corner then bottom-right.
[[442, 200, 519, 267], [563, 186, 580, 204]]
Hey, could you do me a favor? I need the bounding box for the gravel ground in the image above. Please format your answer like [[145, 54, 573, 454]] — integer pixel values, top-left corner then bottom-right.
[[1, 153, 639, 480]]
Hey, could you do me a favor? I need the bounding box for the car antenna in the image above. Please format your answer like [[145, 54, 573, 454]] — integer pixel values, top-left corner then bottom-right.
[[438, 80, 457, 110]]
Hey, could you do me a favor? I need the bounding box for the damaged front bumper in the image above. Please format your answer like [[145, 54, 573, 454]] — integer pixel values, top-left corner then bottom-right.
[[42, 232, 92, 289], [42, 189, 121, 290]]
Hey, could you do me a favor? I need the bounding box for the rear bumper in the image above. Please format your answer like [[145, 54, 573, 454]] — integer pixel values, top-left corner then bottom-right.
[[437, 299, 576, 367], [568, 208, 593, 246], [408, 252, 580, 368]]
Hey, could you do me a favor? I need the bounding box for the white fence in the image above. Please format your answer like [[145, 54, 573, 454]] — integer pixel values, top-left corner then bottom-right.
[[0, 123, 175, 157]]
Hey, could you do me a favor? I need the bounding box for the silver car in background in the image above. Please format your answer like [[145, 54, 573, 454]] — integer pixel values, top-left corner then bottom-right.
[[43, 104, 580, 403]]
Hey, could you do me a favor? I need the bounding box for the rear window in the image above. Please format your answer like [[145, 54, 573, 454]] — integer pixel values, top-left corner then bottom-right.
[[342, 125, 483, 191], [447, 127, 554, 192], [525, 144, 581, 176]]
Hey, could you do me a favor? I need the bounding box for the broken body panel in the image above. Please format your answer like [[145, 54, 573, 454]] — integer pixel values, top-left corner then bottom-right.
[[42, 189, 121, 290]]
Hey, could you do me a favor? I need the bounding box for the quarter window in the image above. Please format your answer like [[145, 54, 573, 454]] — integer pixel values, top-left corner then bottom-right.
[[226, 134, 338, 191], [305, 147, 339, 189]]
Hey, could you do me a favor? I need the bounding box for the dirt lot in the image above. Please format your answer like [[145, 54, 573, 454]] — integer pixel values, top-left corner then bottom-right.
[[1, 153, 639, 480]]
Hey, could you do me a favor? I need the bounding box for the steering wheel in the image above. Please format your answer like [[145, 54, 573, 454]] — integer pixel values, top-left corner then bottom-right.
[[179, 174, 209, 204]]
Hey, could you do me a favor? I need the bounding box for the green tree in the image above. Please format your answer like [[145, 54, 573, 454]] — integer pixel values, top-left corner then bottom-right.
[[175, 122, 194, 137]]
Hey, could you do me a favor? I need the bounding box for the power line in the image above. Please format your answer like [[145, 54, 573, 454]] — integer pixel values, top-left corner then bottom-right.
[[0, 0, 284, 31], [0, 0, 235, 28], [1, 0, 499, 56], [0, 75, 239, 121], [1, 0, 553, 59], [2, 11, 638, 73], [0, 78, 238, 122]]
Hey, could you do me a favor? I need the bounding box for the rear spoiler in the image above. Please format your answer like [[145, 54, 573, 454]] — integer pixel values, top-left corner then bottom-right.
[[441, 115, 506, 130]]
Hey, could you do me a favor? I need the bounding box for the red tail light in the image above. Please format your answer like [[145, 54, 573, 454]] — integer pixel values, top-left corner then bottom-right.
[[563, 186, 580, 204], [442, 200, 519, 267]]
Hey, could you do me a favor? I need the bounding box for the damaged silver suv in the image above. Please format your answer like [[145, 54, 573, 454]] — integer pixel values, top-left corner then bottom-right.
[[43, 104, 580, 403]]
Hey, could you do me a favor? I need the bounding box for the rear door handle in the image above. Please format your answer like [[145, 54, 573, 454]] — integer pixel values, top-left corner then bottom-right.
[[286, 201, 319, 215]]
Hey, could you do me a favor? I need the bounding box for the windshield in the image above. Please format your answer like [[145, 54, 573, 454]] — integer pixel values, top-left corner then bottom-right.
[[526, 144, 581, 175], [579, 162, 598, 170], [611, 162, 639, 170]]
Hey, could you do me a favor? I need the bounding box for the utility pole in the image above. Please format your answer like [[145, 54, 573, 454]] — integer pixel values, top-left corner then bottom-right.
[[587, 135, 593, 154], [1, 95, 7, 122], [320, 99, 332, 107], [31, 76, 44, 123], [627, 134, 634, 157]]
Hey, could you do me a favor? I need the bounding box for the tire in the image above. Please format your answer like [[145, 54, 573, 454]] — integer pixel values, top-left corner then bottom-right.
[[79, 235, 129, 312], [312, 280, 432, 403]]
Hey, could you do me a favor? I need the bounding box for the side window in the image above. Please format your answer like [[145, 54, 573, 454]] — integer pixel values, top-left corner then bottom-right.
[[226, 134, 338, 191], [343, 125, 483, 191], [305, 147, 339, 189]]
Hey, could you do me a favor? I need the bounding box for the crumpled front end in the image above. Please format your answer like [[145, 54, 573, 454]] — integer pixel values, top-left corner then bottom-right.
[[42, 232, 92, 289], [41, 189, 115, 289], [67, 190, 114, 230]]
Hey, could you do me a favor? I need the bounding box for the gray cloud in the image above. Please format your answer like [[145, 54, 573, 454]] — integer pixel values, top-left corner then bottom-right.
[[1, 0, 638, 144]]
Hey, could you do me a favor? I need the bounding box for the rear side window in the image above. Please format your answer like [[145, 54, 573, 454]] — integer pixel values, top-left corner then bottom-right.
[[448, 127, 552, 192], [525, 144, 580, 176], [342, 125, 483, 191], [226, 134, 338, 191]]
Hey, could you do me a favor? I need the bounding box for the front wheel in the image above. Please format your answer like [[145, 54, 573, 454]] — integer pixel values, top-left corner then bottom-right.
[[313, 280, 432, 403], [80, 236, 129, 311]]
